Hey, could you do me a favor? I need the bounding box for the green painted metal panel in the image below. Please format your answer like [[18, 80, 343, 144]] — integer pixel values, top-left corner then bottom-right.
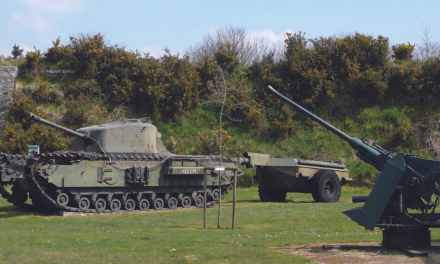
[[343, 153, 405, 230]]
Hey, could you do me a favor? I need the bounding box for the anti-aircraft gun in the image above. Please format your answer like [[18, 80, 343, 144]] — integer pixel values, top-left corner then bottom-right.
[[17, 113, 242, 213], [266, 85, 440, 249]]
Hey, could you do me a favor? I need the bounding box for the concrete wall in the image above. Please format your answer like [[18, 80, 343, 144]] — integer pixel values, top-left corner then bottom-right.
[[0, 66, 18, 140]]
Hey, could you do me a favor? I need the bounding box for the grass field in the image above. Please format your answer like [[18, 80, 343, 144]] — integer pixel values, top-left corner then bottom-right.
[[0, 186, 438, 263]]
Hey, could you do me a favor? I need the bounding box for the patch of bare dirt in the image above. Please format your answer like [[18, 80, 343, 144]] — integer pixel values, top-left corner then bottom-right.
[[277, 242, 440, 263], [183, 255, 198, 261]]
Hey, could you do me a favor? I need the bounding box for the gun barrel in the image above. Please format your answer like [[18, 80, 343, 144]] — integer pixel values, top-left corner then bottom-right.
[[28, 112, 88, 139], [266, 86, 351, 142]]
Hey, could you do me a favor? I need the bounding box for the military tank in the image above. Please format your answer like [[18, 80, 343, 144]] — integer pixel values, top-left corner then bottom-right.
[[17, 113, 242, 213]]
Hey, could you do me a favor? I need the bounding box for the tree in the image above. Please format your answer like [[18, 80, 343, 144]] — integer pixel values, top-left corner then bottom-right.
[[187, 25, 281, 66], [11, 44, 23, 59], [415, 25, 439, 61], [392, 43, 415, 60]]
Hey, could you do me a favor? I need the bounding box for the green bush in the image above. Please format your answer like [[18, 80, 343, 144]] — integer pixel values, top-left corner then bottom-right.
[[345, 160, 378, 188], [25, 47, 44, 76], [0, 92, 72, 154], [11, 44, 23, 59], [392, 43, 415, 60]]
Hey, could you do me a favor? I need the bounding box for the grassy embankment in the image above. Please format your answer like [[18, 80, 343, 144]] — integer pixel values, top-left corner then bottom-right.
[[1, 186, 437, 263], [11, 74, 436, 186], [2, 62, 440, 263]]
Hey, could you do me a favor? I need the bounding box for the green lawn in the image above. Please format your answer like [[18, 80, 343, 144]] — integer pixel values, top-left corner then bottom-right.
[[0, 186, 438, 263]]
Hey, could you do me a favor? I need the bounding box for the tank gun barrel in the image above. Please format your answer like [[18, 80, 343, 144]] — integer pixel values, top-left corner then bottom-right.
[[28, 112, 88, 139], [266, 86, 390, 171]]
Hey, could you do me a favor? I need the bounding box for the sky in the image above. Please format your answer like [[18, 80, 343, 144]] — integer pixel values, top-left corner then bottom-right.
[[1, 0, 439, 58]]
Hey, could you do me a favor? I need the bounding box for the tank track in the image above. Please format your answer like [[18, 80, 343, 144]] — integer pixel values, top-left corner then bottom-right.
[[24, 151, 234, 213], [0, 153, 27, 200]]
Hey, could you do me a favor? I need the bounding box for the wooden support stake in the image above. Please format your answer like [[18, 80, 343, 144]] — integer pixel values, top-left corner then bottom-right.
[[204, 171, 207, 229], [218, 170, 221, 229], [232, 169, 237, 230]]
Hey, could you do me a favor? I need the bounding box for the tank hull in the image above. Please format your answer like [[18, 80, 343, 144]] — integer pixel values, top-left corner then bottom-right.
[[20, 151, 239, 212]]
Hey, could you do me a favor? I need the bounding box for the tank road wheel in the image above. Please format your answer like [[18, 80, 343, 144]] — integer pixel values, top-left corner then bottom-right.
[[311, 170, 341, 203], [154, 198, 164, 210], [195, 195, 204, 207], [211, 189, 220, 201], [95, 198, 107, 212], [79, 197, 90, 210], [181, 196, 191, 208], [139, 199, 150, 211], [56, 193, 69, 206], [125, 199, 136, 212], [110, 199, 121, 212], [168, 197, 178, 209]]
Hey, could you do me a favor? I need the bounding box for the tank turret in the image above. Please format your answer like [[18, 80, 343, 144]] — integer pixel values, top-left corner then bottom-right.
[[28, 113, 168, 154]]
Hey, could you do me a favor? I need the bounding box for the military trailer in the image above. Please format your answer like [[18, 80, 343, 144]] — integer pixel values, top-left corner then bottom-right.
[[241, 152, 352, 203]]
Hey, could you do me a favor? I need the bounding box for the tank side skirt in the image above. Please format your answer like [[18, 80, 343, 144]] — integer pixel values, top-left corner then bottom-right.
[[23, 151, 234, 213]]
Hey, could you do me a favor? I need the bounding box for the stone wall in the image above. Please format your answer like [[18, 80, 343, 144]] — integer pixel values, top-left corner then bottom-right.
[[0, 66, 18, 140]]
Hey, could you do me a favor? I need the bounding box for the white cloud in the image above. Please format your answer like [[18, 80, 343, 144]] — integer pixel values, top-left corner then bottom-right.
[[20, 45, 34, 55], [20, 0, 84, 13], [248, 29, 293, 43], [7, 0, 85, 33], [8, 12, 55, 33]]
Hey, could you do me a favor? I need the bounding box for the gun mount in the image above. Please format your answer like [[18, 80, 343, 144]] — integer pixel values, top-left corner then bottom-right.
[[266, 85, 440, 249]]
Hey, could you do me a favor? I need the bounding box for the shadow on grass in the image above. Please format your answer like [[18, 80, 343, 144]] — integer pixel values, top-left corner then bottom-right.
[[236, 199, 315, 203], [279, 243, 440, 261], [0, 205, 62, 218]]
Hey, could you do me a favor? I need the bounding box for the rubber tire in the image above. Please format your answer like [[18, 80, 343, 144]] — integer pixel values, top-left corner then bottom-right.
[[311, 170, 341, 203], [79, 197, 90, 210], [57, 193, 69, 206], [154, 198, 164, 210], [211, 189, 220, 201], [195, 195, 204, 207], [168, 197, 178, 209], [139, 199, 150, 211], [181, 196, 191, 208], [95, 198, 107, 212], [110, 199, 121, 212], [258, 186, 286, 202], [125, 199, 136, 212]]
